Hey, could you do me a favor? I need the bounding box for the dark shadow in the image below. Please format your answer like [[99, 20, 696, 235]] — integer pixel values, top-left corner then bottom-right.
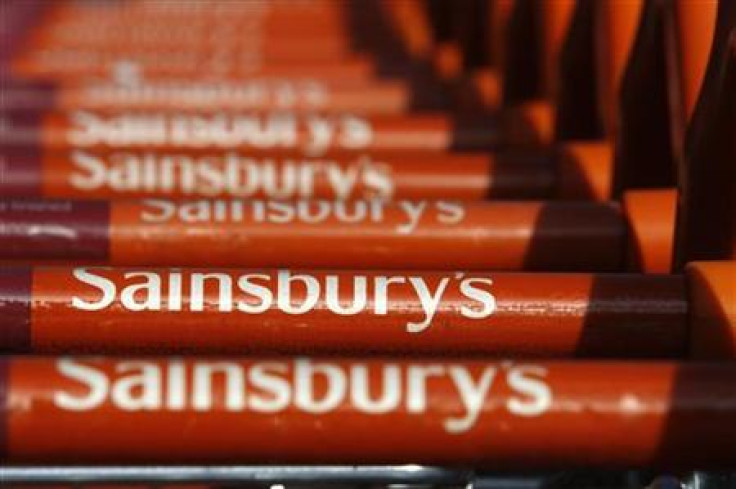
[[555, 0, 604, 141], [485, 149, 557, 200], [526, 201, 689, 358], [614, 0, 676, 195], [652, 363, 736, 470], [575, 273, 688, 359], [449, 112, 503, 150], [654, 11, 736, 451], [522, 202, 625, 272], [343, 0, 450, 112], [686, 266, 736, 359], [439, 0, 491, 73], [674, 22, 736, 268], [458, 0, 492, 72], [425, 0, 455, 45], [502, 0, 540, 105]]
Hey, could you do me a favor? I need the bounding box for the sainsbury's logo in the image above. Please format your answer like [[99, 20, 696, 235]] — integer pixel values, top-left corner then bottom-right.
[[71, 268, 497, 333], [53, 358, 552, 434], [68, 150, 395, 199], [67, 111, 374, 156]]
